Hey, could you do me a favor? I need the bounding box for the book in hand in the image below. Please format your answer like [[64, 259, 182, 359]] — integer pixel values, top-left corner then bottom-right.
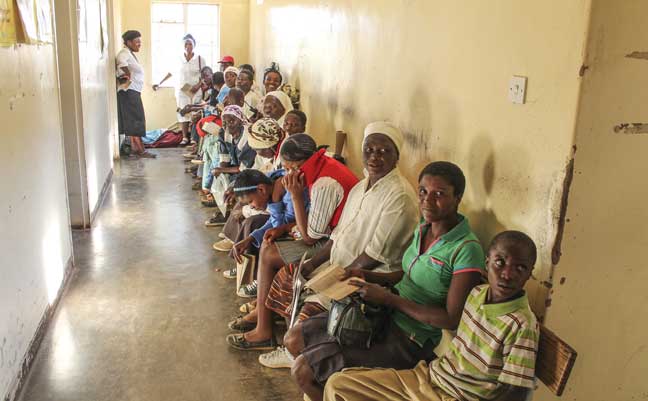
[[305, 264, 365, 301], [180, 83, 194, 96]]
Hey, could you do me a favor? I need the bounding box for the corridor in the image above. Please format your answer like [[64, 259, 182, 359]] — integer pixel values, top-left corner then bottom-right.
[[17, 150, 300, 401]]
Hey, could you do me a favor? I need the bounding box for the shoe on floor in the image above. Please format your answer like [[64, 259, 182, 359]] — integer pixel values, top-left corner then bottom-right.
[[237, 280, 258, 298], [226, 333, 276, 351], [213, 238, 234, 252], [183, 152, 196, 158], [190, 159, 204, 165], [228, 316, 256, 332], [222, 267, 237, 279], [259, 347, 294, 369], [205, 215, 228, 227], [239, 301, 256, 314], [218, 232, 226, 239]]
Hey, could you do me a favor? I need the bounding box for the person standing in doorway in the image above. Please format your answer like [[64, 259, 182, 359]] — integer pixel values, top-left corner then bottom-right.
[[154, 34, 206, 147], [115, 30, 156, 158]]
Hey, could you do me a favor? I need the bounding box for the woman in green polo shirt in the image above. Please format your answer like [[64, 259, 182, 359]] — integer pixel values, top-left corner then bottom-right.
[[285, 161, 486, 401]]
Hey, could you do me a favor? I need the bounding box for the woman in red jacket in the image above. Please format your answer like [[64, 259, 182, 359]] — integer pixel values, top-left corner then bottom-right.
[[227, 134, 358, 350]]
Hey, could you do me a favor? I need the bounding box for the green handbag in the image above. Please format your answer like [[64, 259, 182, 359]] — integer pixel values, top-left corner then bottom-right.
[[326, 295, 390, 349]]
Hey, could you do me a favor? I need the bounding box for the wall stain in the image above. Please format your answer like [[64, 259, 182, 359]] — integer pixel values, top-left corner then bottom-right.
[[551, 147, 576, 266], [625, 51, 648, 60], [613, 123, 648, 134], [578, 64, 589, 77]]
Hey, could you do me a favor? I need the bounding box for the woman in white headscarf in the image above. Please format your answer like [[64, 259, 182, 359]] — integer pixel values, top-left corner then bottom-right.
[[154, 33, 206, 146], [262, 90, 294, 126]]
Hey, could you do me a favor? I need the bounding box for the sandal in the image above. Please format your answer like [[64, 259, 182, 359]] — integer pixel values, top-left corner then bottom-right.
[[239, 301, 256, 314], [191, 182, 202, 190], [226, 333, 276, 351], [228, 316, 256, 332], [179, 138, 190, 147], [140, 151, 157, 159], [201, 194, 217, 207]]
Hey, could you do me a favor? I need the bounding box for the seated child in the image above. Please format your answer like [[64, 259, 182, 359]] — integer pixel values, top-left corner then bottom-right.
[[230, 168, 309, 262], [323, 230, 539, 401]]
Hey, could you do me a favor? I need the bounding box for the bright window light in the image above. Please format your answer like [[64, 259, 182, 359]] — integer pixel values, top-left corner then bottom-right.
[[151, 3, 220, 88]]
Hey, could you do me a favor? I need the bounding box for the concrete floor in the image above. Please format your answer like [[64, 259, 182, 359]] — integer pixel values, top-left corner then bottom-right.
[[18, 149, 300, 401]]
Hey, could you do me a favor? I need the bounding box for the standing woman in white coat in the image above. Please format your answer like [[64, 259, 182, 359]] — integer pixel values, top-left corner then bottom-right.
[[154, 34, 205, 146]]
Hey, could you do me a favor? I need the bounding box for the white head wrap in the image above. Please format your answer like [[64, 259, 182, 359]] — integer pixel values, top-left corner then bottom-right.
[[224, 66, 240, 77], [363, 121, 403, 154], [265, 90, 294, 122]]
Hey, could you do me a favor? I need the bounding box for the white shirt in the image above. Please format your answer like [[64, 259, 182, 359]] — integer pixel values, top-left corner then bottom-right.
[[329, 169, 419, 272], [116, 47, 144, 92], [178, 54, 205, 91]]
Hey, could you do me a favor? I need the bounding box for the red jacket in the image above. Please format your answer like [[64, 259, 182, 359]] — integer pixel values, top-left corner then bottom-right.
[[300, 149, 359, 230]]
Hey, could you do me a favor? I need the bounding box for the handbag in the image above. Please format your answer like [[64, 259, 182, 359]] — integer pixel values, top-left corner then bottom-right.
[[326, 295, 389, 349]]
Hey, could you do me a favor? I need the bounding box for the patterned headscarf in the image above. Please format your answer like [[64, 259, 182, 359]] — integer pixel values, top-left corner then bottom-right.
[[222, 105, 247, 123], [248, 118, 283, 149]]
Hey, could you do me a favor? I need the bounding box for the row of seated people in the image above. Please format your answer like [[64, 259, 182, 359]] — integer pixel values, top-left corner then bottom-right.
[[180, 65, 539, 401]]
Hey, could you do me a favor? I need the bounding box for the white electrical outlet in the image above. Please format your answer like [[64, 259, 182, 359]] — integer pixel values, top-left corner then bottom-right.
[[508, 75, 527, 104]]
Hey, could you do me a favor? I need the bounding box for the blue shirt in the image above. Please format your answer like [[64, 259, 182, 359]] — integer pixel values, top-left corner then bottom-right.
[[249, 169, 310, 247], [216, 85, 231, 104]]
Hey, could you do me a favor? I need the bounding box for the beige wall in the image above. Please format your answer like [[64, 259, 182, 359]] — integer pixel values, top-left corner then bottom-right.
[[0, 43, 73, 397], [249, 0, 591, 316], [119, 0, 250, 130], [538, 0, 648, 399]]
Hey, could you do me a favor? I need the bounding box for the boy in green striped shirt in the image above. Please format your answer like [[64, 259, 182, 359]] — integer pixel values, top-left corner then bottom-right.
[[324, 231, 539, 401]]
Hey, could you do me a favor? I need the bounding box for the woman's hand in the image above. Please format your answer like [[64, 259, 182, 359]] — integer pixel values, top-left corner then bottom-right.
[[339, 267, 366, 281], [190, 82, 202, 94], [283, 169, 305, 196], [231, 237, 253, 263], [349, 280, 393, 305], [263, 226, 287, 243]]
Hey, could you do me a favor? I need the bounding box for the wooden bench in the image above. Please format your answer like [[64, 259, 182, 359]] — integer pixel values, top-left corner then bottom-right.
[[536, 324, 578, 396]]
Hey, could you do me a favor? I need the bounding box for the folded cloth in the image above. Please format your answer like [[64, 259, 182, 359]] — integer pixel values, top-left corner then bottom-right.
[[142, 128, 165, 144]]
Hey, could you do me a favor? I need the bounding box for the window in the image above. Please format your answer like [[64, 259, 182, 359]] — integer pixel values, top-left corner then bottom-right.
[[151, 3, 220, 88]]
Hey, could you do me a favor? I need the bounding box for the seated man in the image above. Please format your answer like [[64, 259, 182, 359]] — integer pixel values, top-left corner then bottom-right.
[[324, 230, 539, 401], [283, 110, 307, 136]]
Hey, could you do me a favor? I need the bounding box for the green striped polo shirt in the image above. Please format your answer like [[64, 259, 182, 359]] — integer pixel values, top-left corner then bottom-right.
[[430, 284, 539, 401], [392, 215, 485, 347]]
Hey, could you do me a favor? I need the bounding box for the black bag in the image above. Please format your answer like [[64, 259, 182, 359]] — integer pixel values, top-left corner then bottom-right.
[[120, 135, 132, 156], [326, 296, 389, 349]]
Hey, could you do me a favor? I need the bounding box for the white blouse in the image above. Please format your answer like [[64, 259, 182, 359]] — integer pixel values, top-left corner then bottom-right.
[[177, 54, 205, 90], [116, 47, 144, 93]]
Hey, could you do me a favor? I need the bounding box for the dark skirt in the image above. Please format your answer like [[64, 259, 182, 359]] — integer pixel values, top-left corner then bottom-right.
[[300, 313, 437, 385], [117, 89, 146, 137]]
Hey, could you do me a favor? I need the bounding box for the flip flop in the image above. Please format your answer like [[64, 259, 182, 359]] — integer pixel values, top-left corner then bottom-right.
[[226, 333, 276, 351], [228, 317, 256, 332]]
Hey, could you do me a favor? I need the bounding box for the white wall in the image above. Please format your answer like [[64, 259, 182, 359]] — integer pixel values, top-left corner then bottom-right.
[[0, 44, 73, 396], [78, 0, 115, 217]]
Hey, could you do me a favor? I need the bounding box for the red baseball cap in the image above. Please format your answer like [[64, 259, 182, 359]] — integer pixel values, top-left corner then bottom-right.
[[218, 55, 235, 64]]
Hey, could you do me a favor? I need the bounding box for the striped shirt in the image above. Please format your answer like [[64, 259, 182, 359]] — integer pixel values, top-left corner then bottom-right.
[[306, 177, 344, 240], [430, 284, 539, 401]]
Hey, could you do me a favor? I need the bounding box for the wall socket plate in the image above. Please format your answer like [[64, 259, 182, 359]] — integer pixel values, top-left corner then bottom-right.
[[508, 75, 527, 104]]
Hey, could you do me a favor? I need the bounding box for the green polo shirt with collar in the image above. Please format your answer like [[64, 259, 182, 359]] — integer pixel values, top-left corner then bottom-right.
[[392, 215, 485, 347]]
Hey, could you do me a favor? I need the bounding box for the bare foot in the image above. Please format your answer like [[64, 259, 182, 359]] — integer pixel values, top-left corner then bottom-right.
[[243, 328, 272, 343]]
